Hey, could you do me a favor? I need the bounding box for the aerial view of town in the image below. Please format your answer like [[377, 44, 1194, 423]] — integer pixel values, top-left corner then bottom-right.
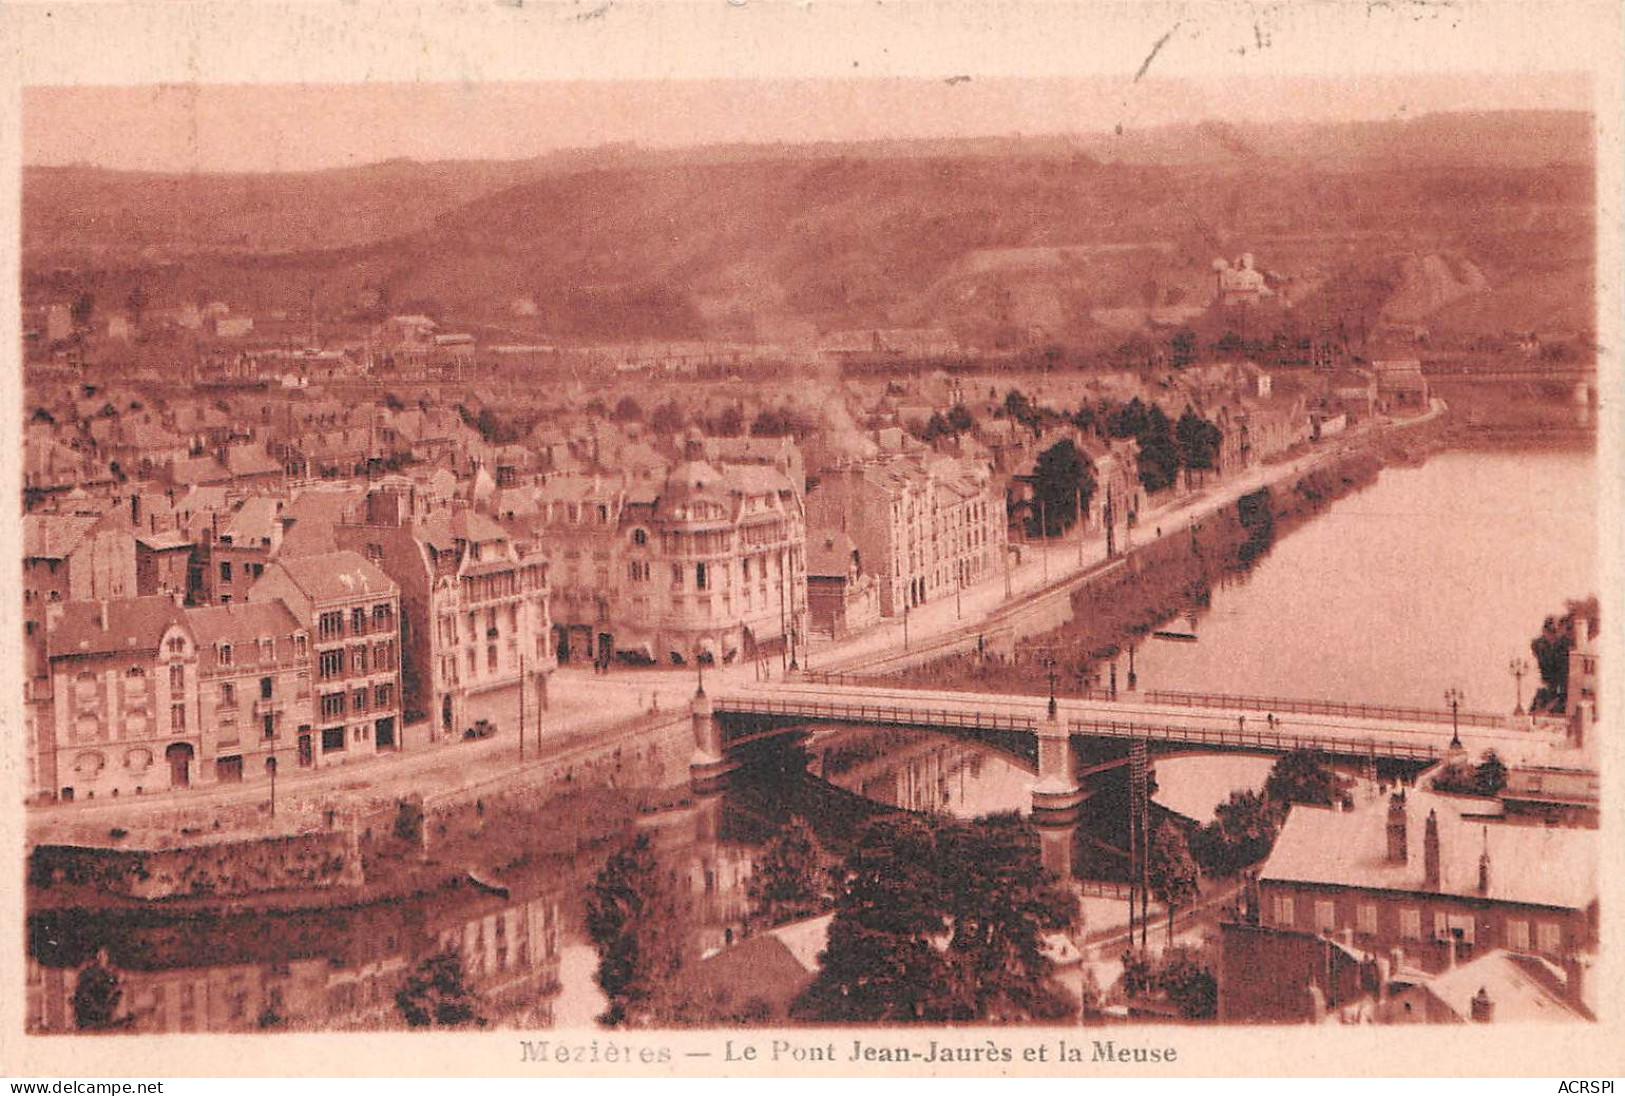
[[18, 78, 1601, 1038]]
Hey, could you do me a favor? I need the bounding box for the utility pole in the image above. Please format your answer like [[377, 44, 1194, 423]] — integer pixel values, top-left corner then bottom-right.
[[519, 651, 526, 762]]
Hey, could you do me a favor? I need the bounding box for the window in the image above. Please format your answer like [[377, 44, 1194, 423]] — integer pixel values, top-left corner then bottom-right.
[[1447, 913, 1475, 946], [1357, 904, 1379, 937], [632, 528, 648, 546], [696, 562, 708, 590], [365, 543, 384, 562], [629, 561, 650, 582], [373, 604, 392, 630], [260, 676, 273, 700], [322, 726, 345, 751], [1272, 895, 1295, 926], [1537, 922, 1563, 955], [219, 644, 233, 667], [293, 633, 307, 658], [1400, 909, 1422, 940], [742, 558, 751, 582], [351, 646, 369, 674], [1315, 900, 1336, 932], [263, 715, 276, 740], [125, 666, 146, 679], [374, 683, 393, 709], [171, 703, 186, 731], [318, 649, 344, 680], [319, 612, 343, 640], [320, 692, 346, 719], [374, 640, 394, 670], [1507, 919, 1530, 951], [352, 688, 368, 713], [220, 561, 232, 582], [671, 563, 684, 588], [168, 637, 187, 655], [220, 683, 236, 708], [258, 638, 273, 661], [352, 607, 367, 634], [487, 644, 498, 672], [169, 665, 185, 692]]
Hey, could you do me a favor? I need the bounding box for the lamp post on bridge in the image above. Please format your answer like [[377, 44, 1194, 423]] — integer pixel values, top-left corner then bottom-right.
[[1509, 658, 1529, 715], [1444, 687, 1464, 750], [266, 755, 277, 819], [1046, 661, 1058, 720]]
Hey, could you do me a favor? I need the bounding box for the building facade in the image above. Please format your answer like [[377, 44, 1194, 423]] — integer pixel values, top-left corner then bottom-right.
[[334, 482, 553, 742], [248, 551, 404, 764], [185, 601, 315, 781]]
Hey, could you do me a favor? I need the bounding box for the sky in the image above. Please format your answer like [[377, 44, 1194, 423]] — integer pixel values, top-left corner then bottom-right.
[[12, 0, 1607, 175], [22, 73, 1595, 175]]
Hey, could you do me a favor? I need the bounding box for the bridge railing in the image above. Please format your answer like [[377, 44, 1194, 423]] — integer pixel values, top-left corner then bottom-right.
[[717, 696, 1039, 735], [1142, 688, 1508, 729], [1067, 717, 1443, 761]]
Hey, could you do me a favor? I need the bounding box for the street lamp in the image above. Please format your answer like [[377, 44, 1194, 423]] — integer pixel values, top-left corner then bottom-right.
[[266, 755, 278, 819], [1509, 658, 1529, 715], [696, 653, 706, 697], [1046, 658, 1058, 720], [1444, 687, 1464, 749]]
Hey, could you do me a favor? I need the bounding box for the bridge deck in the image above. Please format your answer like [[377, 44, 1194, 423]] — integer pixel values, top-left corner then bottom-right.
[[712, 681, 1563, 763]]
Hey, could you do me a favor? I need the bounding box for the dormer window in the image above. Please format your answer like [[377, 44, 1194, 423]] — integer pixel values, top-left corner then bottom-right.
[[219, 643, 233, 667]]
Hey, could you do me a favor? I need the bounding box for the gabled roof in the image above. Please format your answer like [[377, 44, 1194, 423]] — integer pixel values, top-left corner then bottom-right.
[[263, 550, 397, 603], [1412, 950, 1591, 1022], [185, 600, 302, 647], [47, 596, 187, 660], [24, 515, 99, 560]]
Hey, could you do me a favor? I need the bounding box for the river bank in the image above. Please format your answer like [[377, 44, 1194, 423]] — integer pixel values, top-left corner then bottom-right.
[[888, 446, 1386, 695]]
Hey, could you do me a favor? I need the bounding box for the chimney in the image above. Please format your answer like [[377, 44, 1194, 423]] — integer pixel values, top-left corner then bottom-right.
[[130, 494, 141, 527], [1386, 792, 1408, 863], [1563, 954, 1585, 1008], [1469, 987, 1494, 1023], [97, 600, 108, 632], [1423, 810, 1441, 890], [1477, 827, 1491, 895]]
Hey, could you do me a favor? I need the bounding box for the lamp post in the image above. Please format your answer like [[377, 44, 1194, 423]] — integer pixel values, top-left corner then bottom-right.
[[1047, 661, 1058, 720], [1509, 658, 1529, 715], [266, 755, 278, 819], [696, 654, 706, 698], [1444, 687, 1464, 750]]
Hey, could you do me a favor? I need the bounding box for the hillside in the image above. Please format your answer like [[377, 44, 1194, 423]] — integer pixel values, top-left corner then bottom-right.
[[22, 111, 1595, 345]]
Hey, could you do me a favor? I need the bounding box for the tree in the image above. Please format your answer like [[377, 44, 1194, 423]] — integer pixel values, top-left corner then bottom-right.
[[1263, 750, 1347, 812], [1170, 328, 1198, 369], [710, 404, 744, 437], [70, 291, 95, 333], [1192, 789, 1279, 876], [1155, 947, 1218, 1019], [917, 411, 954, 443], [394, 948, 483, 1028], [649, 401, 687, 435], [946, 403, 976, 433], [937, 814, 1076, 1020], [1135, 405, 1182, 493], [611, 396, 644, 423], [794, 814, 1075, 1023], [794, 815, 951, 1022], [586, 833, 687, 1027], [1029, 438, 1096, 538], [1147, 821, 1200, 946], [125, 284, 149, 326], [747, 816, 828, 927], [1475, 750, 1509, 796], [1530, 597, 1600, 713], [1175, 407, 1223, 483], [73, 961, 125, 1030]]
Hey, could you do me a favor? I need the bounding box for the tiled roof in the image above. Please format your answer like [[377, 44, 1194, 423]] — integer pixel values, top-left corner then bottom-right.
[[24, 515, 98, 559], [265, 550, 397, 602], [1414, 950, 1590, 1022], [1260, 788, 1597, 911], [47, 596, 187, 660], [185, 600, 302, 647]]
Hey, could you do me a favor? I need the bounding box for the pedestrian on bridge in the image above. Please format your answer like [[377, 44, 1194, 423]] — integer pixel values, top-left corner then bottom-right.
[[1238, 714, 1246, 734]]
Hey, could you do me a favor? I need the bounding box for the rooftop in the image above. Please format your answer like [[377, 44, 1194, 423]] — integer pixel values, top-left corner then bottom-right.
[[1260, 787, 1597, 911], [262, 550, 397, 603]]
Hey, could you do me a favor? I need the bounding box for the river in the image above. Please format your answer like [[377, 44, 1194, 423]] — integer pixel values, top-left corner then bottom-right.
[[27, 448, 1596, 1033]]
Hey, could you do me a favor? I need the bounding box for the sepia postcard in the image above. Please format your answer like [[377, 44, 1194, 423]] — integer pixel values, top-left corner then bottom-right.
[[1, 0, 1622, 1080]]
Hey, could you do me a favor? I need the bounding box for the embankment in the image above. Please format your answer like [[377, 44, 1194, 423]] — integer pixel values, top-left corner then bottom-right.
[[892, 448, 1384, 693]]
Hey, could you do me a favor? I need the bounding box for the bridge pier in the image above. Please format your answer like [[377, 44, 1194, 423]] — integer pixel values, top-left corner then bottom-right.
[[1031, 712, 1086, 824], [689, 690, 738, 792]]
